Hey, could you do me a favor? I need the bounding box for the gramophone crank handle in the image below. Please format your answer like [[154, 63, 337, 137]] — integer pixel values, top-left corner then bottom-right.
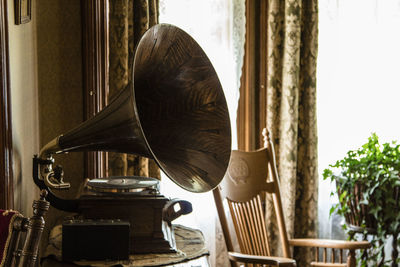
[[162, 199, 193, 225]]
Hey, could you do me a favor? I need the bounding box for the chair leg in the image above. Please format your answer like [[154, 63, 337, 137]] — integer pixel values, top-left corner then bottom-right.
[[346, 250, 356, 267]]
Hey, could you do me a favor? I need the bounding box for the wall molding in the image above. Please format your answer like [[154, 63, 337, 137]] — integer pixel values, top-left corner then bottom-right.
[[0, 0, 13, 209]]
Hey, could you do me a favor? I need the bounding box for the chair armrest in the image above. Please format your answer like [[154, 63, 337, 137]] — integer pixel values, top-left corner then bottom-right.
[[228, 251, 296, 266], [289, 238, 371, 250]]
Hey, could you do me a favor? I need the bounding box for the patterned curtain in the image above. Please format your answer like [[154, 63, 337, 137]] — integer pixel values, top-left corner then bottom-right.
[[108, 0, 160, 179], [265, 0, 318, 265]]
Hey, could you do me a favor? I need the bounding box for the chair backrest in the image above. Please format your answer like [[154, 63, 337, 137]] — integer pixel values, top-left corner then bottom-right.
[[2, 190, 49, 267], [213, 133, 291, 263]]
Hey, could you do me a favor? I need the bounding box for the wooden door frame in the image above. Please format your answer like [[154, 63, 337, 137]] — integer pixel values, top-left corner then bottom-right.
[[0, 0, 13, 209]]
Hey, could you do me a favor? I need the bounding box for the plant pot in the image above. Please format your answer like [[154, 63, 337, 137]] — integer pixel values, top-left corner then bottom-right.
[[336, 178, 400, 235], [336, 180, 378, 233]]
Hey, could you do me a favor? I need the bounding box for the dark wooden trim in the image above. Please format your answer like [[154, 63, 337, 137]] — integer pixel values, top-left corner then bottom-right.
[[237, 0, 258, 151], [258, 0, 268, 148], [0, 0, 13, 209], [237, 0, 253, 151], [237, 0, 267, 151], [82, 0, 109, 179]]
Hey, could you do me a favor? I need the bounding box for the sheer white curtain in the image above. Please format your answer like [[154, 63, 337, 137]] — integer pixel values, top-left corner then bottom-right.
[[158, 1, 245, 266], [318, 0, 400, 242]]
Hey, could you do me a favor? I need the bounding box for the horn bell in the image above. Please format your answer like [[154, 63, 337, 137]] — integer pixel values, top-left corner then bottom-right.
[[44, 24, 232, 193]]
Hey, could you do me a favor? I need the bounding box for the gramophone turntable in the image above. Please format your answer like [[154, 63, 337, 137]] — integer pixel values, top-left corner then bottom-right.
[[86, 176, 160, 193], [32, 23, 231, 259]]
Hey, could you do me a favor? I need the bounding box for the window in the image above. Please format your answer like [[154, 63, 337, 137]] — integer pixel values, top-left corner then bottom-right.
[[317, 0, 400, 239]]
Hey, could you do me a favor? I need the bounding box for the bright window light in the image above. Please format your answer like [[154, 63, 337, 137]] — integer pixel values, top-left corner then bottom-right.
[[317, 0, 400, 239]]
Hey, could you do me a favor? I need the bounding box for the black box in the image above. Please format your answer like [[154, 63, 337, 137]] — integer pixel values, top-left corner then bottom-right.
[[62, 219, 130, 261]]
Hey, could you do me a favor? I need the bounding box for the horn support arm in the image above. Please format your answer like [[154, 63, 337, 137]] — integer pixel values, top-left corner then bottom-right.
[[32, 155, 78, 212]]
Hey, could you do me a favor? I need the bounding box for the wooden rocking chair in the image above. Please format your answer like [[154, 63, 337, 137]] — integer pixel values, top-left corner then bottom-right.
[[213, 131, 370, 267]]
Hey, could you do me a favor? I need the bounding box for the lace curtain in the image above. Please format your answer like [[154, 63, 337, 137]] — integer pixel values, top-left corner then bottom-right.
[[158, 1, 245, 266]]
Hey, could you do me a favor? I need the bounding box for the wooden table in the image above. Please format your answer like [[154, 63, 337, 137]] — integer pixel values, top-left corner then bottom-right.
[[41, 224, 210, 267]]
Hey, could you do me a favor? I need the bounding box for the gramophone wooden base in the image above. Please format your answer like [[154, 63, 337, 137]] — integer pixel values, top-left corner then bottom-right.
[[132, 231, 175, 254], [77, 193, 176, 254]]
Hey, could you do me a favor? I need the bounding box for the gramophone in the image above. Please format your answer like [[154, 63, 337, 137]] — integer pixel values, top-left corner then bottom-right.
[[32, 24, 231, 259]]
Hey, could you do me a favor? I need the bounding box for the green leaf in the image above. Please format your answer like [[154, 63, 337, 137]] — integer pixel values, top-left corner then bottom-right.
[[339, 191, 347, 203], [329, 206, 336, 217]]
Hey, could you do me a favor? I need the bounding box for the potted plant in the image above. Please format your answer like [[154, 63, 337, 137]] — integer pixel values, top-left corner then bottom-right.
[[323, 133, 400, 267]]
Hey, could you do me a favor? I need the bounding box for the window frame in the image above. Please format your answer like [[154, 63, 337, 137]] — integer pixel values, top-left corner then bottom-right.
[[237, 0, 268, 151]]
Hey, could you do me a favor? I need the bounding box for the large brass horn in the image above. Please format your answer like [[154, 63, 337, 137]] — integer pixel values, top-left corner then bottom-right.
[[38, 24, 231, 193]]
